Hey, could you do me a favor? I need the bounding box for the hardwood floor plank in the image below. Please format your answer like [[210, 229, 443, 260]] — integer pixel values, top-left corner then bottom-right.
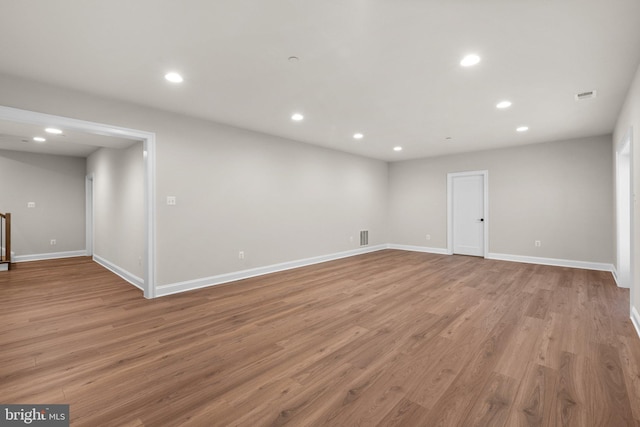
[[583, 344, 635, 426], [462, 372, 518, 427], [374, 397, 429, 426], [551, 351, 584, 427], [1, 250, 639, 426], [506, 363, 558, 427]]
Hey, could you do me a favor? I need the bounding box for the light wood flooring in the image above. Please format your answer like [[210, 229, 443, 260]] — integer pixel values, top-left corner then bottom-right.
[[1, 250, 640, 426]]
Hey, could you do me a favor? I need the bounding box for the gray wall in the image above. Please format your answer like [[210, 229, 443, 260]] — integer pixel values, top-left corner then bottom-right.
[[87, 143, 145, 280], [0, 149, 86, 256], [0, 73, 389, 286], [614, 63, 640, 319], [157, 117, 389, 284], [389, 135, 614, 263], [0, 72, 619, 295]]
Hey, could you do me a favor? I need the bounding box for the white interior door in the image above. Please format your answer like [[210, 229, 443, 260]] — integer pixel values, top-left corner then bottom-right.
[[451, 173, 485, 256]]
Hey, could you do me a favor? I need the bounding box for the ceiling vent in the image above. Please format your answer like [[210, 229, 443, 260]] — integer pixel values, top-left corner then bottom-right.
[[575, 90, 597, 101]]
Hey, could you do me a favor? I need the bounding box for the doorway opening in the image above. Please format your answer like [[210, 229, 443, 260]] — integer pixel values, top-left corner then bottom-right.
[[0, 106, 157, 298]]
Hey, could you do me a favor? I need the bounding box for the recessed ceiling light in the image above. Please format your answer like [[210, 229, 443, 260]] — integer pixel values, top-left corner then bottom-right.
[[33, 137, 46, 142], [460, 54, 481, 67], [164, 72, 183, 83], [496, 100, 512, 109], [291, 113, 304, 121], [353, 133, 364, 140], [393, 146, 403, 152], [445, 136, 453, 140], [45, 128, 62, 134], [516, 126, 529, 132], [288, 56, 299, 63]]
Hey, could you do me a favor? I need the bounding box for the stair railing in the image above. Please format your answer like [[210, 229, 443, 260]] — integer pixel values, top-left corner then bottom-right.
[[1, 212, 11, 269]]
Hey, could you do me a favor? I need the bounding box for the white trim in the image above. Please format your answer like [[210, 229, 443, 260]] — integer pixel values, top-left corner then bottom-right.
[[447, 170, 489, 257], [631, 306, 640, 339], [143, 135, 157, 298], [93, 254, 144, 291], [156, 245, 387, 297], [85, 174, 94, 256], [0, 105, 156, 299], [615, 128, 634, 290], [486, 252, 614, 272], [0, 263, 7, 272], [611, 265, 621, 287], [387, 244, 449, 255], [14, 250, 87, 263]]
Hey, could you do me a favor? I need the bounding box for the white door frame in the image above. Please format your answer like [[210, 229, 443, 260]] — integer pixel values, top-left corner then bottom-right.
[[0, 105, 157, 299], [615, 128, 634, 291], [85, 174, 94, 257], [447, 170, 489, 257]]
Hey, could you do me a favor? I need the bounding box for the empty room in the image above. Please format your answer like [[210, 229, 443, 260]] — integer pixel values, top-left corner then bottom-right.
[[1, 1, 640, 426]]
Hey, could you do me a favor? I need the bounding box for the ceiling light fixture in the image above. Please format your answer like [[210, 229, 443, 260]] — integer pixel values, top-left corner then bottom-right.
[[288, 56, 299, 63], [33, 137, 46, 142], [516, 126, 529, 132], [460, 54, 481, 67], [164, 72, 184, 83], [353, 133, 364, 140], [393, 146, 403, 152], [496, 100, 512, 109], [291, 113, 304, 121], [45, 128, 63, 134]]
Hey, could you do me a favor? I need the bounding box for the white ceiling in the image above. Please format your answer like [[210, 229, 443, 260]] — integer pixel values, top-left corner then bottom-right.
[[0, 119, 137, 157], [0, 0, 639, 161]]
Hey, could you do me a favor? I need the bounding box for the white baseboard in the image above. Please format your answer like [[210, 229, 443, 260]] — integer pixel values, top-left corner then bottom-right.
[[486, 252, 614, 272], [93, 254, 144, 291], [611, 265, 620, 286], [386, 244, 449, 255], [14, 250, 88, 263], [632, 306, 640, 340], [156, 244, 387, 297]]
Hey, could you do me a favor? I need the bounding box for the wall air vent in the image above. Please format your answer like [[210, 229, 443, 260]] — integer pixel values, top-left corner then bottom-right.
[[575, 90, 597, 101], [360, 230, 369, 246]]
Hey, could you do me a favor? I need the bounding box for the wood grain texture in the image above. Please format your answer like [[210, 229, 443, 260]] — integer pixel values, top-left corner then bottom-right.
[[1, 251, 639, 426]]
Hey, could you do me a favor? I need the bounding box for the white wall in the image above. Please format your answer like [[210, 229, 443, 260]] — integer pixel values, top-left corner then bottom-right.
[[389, 135, 614, 264], [0, 73, 389, 287], [614, 63, 640, 327], [87, 143, 145, 280], [0, 149, 86, 257]]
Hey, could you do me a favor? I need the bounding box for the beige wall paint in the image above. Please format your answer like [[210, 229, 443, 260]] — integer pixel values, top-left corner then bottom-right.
[[614, 63, 640, 320], [0, 149, 86, 256], [87, 143, 145, 279], [389, 135, 613, 264], [0, 74, 388, 286]]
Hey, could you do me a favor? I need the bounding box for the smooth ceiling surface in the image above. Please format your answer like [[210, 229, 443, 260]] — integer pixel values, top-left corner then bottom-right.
[[0, 0, 639, 161], [0, 119, 138, 157]]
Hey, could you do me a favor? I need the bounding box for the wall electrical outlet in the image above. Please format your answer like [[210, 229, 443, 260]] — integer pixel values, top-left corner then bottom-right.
[[238, 251, 245, 260], [166, 196, 177, 206], [50, 239, 57, 246], [535, 240, 541, 247], [27, 202, 36, 208], [426, 234, 431, 241]]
